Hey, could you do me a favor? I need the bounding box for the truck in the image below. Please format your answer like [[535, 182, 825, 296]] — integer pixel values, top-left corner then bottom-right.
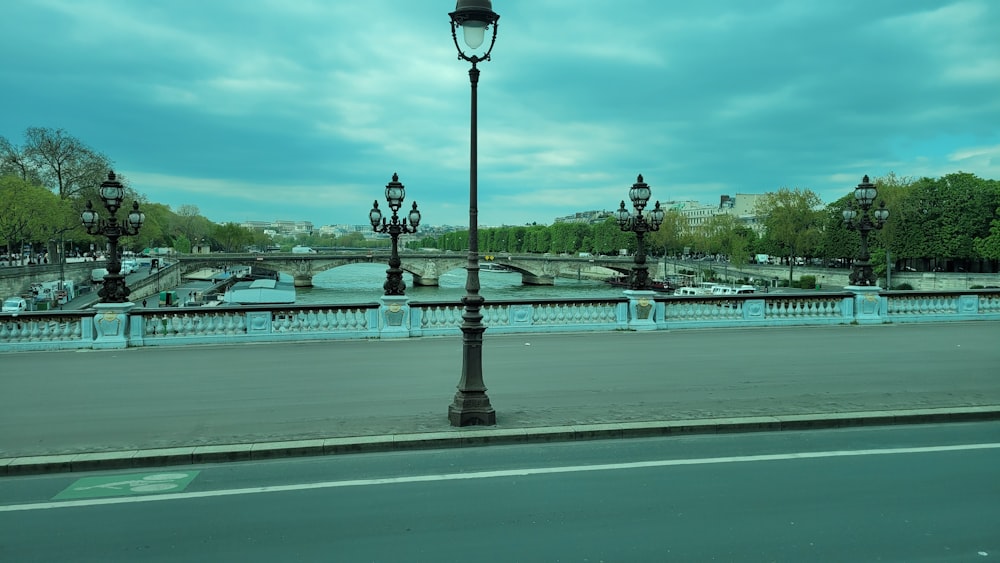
[[29, 280, 76, 306], [291, 246, 317, 254]]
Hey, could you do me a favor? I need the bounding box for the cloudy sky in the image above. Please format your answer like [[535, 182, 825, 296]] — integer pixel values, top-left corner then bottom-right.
[[2, 1, 998, 228]]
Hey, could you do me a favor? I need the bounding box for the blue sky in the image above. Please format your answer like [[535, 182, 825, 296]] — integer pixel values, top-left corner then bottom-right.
[[2, 1, 998, 228]]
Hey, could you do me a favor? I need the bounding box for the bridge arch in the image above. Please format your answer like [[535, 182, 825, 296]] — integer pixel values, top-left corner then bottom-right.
[[175, 253, 656, 288]]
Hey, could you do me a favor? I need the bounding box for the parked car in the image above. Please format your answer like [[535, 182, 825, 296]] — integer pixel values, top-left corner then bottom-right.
[[2, 296, 28, 313]]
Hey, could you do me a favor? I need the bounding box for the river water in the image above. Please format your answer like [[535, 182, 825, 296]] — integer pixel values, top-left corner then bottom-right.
[[295, 263, 626, 304]]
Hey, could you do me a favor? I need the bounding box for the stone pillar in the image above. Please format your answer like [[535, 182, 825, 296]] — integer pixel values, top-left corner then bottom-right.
[[623, 289, 657, 330], [379, 295, 411, 338], [93, 302, 136, 349], [846, 285, 884, 324]]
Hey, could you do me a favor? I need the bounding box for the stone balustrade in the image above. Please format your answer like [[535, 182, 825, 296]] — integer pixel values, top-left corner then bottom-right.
[[2, 289, 999, 352]]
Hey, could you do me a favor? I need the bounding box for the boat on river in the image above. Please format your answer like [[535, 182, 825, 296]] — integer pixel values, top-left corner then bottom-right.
[[222, 277, 296, 305], [479, 262, 515, 272], [605, 274, 676, 292]]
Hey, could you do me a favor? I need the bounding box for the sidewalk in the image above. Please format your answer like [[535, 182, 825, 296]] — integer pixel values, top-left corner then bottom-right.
[[3, 323, 999, 476]]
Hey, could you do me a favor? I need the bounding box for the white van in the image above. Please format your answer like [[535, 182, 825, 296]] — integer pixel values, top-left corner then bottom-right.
[[91, 268, 109, 283], [291, 246, 317, 254], [121, 259, 140, 275], [2, 297, 28, 313]]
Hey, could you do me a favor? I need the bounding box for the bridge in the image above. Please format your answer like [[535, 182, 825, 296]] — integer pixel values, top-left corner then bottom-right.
[[175, 252, 649, 288]]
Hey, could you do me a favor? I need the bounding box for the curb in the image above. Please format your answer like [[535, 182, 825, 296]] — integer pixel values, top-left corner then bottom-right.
[[3, 406, 999, 477]]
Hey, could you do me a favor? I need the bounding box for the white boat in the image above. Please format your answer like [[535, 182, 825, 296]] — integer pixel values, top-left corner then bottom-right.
[[479, 263, 514, 272], [222, 278, 296, 305]]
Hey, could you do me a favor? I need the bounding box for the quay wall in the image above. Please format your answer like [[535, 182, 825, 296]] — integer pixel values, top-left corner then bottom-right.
[[0, 262, 97, 299]]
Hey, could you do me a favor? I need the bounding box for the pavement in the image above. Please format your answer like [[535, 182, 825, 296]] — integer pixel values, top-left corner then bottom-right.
[[3, 323, 1000, 476]]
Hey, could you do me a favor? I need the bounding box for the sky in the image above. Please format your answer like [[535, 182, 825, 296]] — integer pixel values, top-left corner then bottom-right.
[[2, 0, 999, 229]]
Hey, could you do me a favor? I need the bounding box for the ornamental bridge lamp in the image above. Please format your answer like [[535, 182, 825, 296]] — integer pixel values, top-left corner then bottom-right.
[[369, 173, 420, 296], [842, 175, 889, 287], [81, 171, 145, 303], [615, 175, 665, 290], [447, 0, 501, 427]]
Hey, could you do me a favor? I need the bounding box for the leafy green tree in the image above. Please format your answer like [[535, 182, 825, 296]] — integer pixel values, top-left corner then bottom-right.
[[974, 206, 1000, 260], [590, 217, 631, 255], [648, 209, 689, 257], [756, 187, 823, 283], [211, 223, 255, 252], [891, 173, 999, 269], [0, 176, 40, 254]]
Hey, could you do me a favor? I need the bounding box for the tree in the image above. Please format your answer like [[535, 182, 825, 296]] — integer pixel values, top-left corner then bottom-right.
[[974, 206, 1000, 260], [212, 223, 256, 253], [12, 127, 112, 200], [756, 188, 823, 282], [174, 204, 210, 243], [0, 137, 41, 184], [0, 175, 73, 257], [590, 217, 631, 255], [648, 209, 689, 257], [702, 214, 755, 268]]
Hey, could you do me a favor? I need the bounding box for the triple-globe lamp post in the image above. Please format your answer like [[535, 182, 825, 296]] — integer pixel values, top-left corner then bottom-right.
[[447, 0, 500, 426], [81, 171, 145, 303], [369, 173, 420, 295], [615, 175, 665, 290], [842, 175, 890, 287]]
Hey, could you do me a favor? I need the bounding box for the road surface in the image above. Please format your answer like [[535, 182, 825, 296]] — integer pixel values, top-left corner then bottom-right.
[[1, 422, 998, 561], [1, 322, 998, 458]]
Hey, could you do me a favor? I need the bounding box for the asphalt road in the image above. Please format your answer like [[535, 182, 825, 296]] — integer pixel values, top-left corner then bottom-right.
[[1, 422, 998, 562], [1, 322, 998, 458]]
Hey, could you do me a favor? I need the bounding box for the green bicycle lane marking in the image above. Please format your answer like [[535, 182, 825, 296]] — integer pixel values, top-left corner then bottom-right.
[[54, 471, 201, 500]]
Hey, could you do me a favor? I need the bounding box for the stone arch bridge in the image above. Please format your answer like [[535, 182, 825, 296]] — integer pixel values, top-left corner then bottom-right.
[[176, 252, 661, 288]]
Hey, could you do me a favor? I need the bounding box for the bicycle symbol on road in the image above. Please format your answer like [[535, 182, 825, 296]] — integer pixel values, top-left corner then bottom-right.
[[55, 470, 201, 500], [73, 473, 192, 493]]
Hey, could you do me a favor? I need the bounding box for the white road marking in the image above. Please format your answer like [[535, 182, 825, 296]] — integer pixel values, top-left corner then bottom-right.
[[3, 442, 999, 513]]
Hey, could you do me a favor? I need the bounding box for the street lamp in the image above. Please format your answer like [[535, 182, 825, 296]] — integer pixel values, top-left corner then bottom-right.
[[81, 171, 145, 303], [447, 0, 500, 427], [615, 175, 665, 290], [842, 175, 889, 287], [369, 173, 420, 295]]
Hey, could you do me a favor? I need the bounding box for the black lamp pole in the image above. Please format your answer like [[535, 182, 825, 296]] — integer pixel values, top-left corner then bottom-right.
[[370, 173, 420, 295], [81, 171, 145, 303], [842, 175, 889, 286], [614, 175, 665, 290], [448, 0, 500, 426]]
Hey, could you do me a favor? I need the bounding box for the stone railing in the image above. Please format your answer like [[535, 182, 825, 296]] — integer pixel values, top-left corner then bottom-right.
[[2, 289, 999, 352]]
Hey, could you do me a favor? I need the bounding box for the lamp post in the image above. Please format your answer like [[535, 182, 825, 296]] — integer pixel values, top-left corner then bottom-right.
[[614, 175, 665, 290], [447, 0, 500, 426], [369, 173, 420, 295], [842, 175, 889, 287], [81, 171, 145, 303]]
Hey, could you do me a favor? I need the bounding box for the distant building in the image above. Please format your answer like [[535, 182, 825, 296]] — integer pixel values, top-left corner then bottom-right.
[[556, 193, 767, 234], [666, 193, 765, 233], [239, 220, 314, 236], [553, 210, 613, 224]]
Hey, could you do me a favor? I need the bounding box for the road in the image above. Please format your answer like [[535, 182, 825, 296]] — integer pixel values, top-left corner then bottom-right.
[[1, 422, 998, 561], [1, 322, 998, 458]]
